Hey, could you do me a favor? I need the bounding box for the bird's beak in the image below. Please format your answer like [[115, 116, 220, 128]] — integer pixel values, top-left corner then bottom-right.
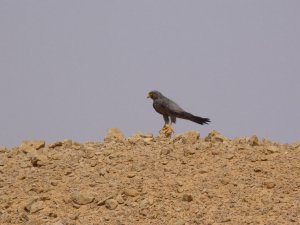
[[147, 93, 151, 98]]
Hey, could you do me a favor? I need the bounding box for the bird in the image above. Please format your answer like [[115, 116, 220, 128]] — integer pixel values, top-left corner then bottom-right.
[[147, 90, 210, 136]]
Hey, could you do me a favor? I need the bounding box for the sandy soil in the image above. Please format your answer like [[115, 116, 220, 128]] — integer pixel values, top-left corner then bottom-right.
[[0, 129, 299, 225]]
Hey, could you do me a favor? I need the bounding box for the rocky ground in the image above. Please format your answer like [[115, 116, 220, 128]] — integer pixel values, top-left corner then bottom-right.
[[0, 129, 299, 225]]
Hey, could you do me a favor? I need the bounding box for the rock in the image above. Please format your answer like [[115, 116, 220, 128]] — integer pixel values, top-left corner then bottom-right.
[[139, 133, 154, 138], [177, 187, 184, 193], [29, 201, 44, 213], [249, 135, 259, 146], [105, 199, 118, 210], [105, 128, 125, 142], [182, 194, 193, 202], [0, 160, 4, 166], [127, 134, 142, 144], [139, 198, 150, 209], [30, 154, 48, 167], [48, 141, 63, 148], [52, 221, 64, 225], [264, 181, 276, 189], [143, 137, 154, 145], [99, 168, 107, 176], [24, 199, 44, 213], [116, 194, 124, 204], [62, 139, 73, 147], [127, 132, 154, 144], [183, 148, 195, 156], [21, 146, 37, 154], [220, 178, 230, 185], [266, 146, 279, 154], [254, 167, 262, 172], [96, 195, 113, 206], [205, 130, 228, 143], [0, 146, 7, 153], [148, 196, 154, 205], [127, 172, 136, 178], [124, 188, 139, 197], [71, 192, 94, 205], [174, 220, 186, 225], [161, 148, 171, 155], [26, 218, 44, 225], [21, 140, 45, 150], [174, 131, 200, 144]]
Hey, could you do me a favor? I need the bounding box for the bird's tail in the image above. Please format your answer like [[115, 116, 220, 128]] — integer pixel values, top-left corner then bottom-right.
[[181, 112, 210, 125]]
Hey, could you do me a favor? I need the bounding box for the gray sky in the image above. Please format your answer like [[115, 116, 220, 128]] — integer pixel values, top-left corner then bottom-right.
[[1, 1, 299, 147]]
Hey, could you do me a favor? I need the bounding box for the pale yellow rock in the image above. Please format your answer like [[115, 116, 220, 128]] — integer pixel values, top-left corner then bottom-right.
[[205, 130, 228, 143], [173, 130, 200, 144], [71, 192, 94, 205], [105, 128, 125, 142], [124, 188, 139, 197], [105, 199, 118, 210], [48, 141, 63, 148], [20, 140, 45, 151]]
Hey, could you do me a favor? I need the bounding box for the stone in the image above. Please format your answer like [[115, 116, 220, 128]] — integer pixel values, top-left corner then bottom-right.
[[249, 135, 259, 146], [139, 133, 154, 138], [174, 131, 200, 144], [96, 195, 113, 206], [21, 146, 37, 154], [127, 134, 141, 144], [148, 197, 154, 205], [174, 220, 186, 225], [143, 137, 154, 145], [127, 132, 154, 144], [99, 168, 107, 176], [205, 130, 228, 143], [139, 198, 150, 209], [105, 128, 125, 142], [116, 194, 124, 204], [124, 188, 139, 197], [183, 148, 195, 156], [182, 194, 193, 202], [0, 146, 7, 153], [30, 154, 48, 167], [62, 139, 73, 147], [127, 172, 136, 178], [177, 187, 184, 193], [264, 181, 276, 189], [161, 148, 171, 155], [24, 199, 44, 213], [29, 201, 44, 213], [71, 192, 94, 205], [105, 199, 118, 210], [48, 141, 63, 148], [52, 221, 64, 225], [266, 146, 279, 154], [26, 218, 44, 225], [21, 140, 45, 150]]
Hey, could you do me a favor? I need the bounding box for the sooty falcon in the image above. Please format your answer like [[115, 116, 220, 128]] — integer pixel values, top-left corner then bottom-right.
[[147, 90, 210, 136]]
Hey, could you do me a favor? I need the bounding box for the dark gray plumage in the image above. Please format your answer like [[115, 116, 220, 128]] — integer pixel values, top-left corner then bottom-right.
[[147, 90, 210, 126]]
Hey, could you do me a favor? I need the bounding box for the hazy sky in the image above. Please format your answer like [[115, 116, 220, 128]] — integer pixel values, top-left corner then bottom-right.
[[1, 1, 299, 147]]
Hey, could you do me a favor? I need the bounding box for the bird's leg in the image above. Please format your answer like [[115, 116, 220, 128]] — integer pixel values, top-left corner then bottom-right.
[[165, 122, 174, 135], [160, 122, 174, 138]]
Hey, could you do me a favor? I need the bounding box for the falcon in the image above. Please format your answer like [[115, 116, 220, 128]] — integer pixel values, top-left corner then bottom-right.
[[147, 90, 210, 136]]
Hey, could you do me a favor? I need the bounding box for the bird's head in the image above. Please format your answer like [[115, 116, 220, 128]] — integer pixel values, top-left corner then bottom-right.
[[147, 90, 162, 100]]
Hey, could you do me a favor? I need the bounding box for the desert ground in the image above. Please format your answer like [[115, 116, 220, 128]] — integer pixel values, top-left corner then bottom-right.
[[0, 129, 299, 225]]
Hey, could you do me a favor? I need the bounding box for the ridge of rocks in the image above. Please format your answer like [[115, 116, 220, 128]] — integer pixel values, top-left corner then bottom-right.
[[0, 129, 299, 225]]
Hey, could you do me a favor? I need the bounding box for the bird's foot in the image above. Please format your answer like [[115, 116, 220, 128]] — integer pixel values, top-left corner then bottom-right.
[[159, 124, 174, 138]]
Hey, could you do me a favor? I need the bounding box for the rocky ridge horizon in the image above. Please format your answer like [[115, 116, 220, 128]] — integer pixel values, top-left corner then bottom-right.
[[0, 129, 299, 225]]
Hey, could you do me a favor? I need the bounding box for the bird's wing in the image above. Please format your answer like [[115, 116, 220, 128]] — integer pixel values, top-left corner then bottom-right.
[[153, 99, 171, 115], [165, 98, 185, 115], [153, 97, 185, 116]]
